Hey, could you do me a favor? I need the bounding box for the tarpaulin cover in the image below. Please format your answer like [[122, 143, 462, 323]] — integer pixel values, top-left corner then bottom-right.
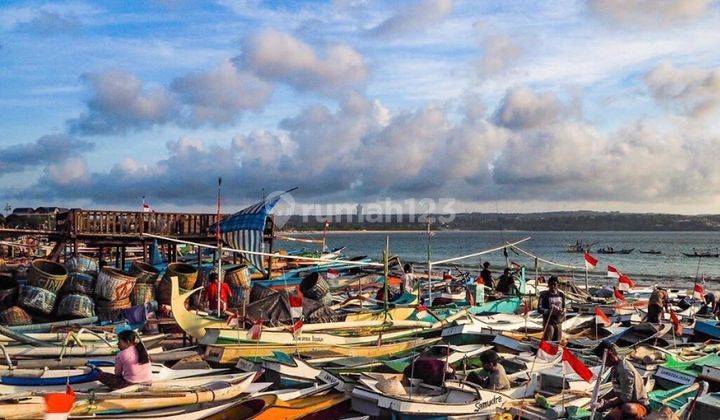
[[243, 284, 342, 326]]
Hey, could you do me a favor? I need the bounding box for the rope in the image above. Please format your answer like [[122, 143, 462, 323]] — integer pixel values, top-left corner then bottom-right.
[[509, 244, 584, 270]]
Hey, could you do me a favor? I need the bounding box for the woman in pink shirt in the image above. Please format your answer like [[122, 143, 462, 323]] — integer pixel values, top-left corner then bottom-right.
[[97, 330, 153, 389]]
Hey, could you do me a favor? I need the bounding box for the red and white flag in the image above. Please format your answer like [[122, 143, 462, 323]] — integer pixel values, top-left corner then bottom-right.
[[694, 283, 705, 299], [44, 384, 75, 420], [290, 318, 303, 336], [584, 252, 598, 270], [415, 304, 429, 319], [594, 307, 611, 327], [614, 288, 625, 302], [289, 290, 303, 319], [324, 220, 330, 229], [670, 310, 683, 335], [247, 319, 263, 341], [607, 265, 620, 278], [618, 275, 635, 291], [326, 268, 340, 279], [537, 340, 559, 361], [142, 197, 152, 213], [562, 347, 594, 382]]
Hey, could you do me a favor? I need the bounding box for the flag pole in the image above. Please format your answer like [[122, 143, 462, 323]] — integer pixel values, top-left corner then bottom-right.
[[589, 349, 607, 420], [426, 220, 432, 307], [216, 177, 223, 318]]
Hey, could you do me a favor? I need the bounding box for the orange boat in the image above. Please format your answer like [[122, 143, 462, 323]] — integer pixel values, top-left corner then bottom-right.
[[204, 393, 350, 420]]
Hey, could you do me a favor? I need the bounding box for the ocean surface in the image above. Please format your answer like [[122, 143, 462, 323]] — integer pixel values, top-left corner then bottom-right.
[[276, 231, 720, 285]]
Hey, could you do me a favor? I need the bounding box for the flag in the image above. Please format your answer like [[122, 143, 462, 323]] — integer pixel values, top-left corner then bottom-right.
[[247, 319, 263, 341], [324, 219, 330, 228], [562, 347, 594, 382], [291, 318, 303, 335], [594, 307, 611, 327], [694, 283, 705, 299], [537, 340, 559, 361], [614, 288, 625, 302], [44, 384, 75, 420], [142, 196, 152, 213], [326, 268, 340, 279], [618, 275, 635, 290], [415, 304, 429, 319], [670, 310, 683, 335], [289, 290, 303, 319], [607, 265, 620, 278], [584, 252, 598, 270]]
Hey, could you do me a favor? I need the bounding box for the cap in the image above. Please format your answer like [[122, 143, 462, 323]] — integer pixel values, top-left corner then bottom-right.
[[593, 340, 619, 358]]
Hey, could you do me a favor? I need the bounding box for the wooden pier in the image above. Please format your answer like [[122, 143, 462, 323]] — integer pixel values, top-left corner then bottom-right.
[[0, 208, 275, 266]]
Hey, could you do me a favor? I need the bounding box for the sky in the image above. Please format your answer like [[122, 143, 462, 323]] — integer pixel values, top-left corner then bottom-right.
[[1, 0, 720, 215]]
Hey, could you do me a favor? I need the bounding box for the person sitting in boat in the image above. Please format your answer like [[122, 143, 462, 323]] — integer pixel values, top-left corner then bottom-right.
[[400, 263, 416, 294], [97, 330, 152, 390], [495, 268, 519, 295], [538, 276, 565, 342], [644, 287, 668, 324], [698, 292, 718, 318], [206, 272, 233, 313], [477, 261, 493, 289], [468, 350, 509, 390], [592, 341, 649, 420]]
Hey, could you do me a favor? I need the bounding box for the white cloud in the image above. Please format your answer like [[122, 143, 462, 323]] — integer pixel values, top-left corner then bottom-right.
[[644, 62, 720, 118], [237, 29, 368, 95], [477, 35, 523, 76], [587, 0, 716, 26], [368, 0, 453, 38]]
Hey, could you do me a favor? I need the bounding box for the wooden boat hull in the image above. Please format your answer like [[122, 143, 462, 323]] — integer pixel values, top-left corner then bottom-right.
[[203, 393, 350, 420], [207, 337, 440, 365]]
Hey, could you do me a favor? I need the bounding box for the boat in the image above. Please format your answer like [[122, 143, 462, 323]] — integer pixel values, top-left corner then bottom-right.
[[0, 371, 258, 418], [683, 250, 720, 258], [208, 337, 440, 365], [639, 250, 662, 255], [654, 352, 720, 390], [596, 247, 634, 254], [565, 240, 597, 254], [203, 393, 351, 419]]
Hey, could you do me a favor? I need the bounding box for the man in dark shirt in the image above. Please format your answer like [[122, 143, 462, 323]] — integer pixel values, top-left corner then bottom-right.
[[478, 261, 493, 289], [495, 268, 519, 295], [538, 276, 565, 341]]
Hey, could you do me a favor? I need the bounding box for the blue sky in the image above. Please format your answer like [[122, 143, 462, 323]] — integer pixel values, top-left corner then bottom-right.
[[1, 0, 720, 214]]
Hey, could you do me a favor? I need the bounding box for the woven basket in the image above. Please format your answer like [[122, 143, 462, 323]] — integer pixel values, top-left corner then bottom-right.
[[128, 261, 160, 284], [95, 297, 131, 322], [96, 267, 136, 302], [131, 282, 156, 306], [226, 265, 251, 289], [163, 263, 198, 290], [19, 284, 57, 315], [64, 255, 99, 275], [63, 272, 96, 295], [57, 294, 95, 318], [27, 259, 68, 294], [0, 305, 33, 326]]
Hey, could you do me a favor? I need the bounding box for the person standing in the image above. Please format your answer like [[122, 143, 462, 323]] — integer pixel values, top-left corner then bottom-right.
[[592, 341, 649, 420], [400, 263, 416, 294], [478, 261, 493, 289], [206, 272, 233, 313], [97, 330, 152, 389], [538, 276, 565, 341]]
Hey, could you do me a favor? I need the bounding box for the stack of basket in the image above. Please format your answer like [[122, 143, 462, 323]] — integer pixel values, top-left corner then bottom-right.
[[0, 271, 30, 326], [157, 262, 198, 307], [58, 255, 98, 320], [128, 261, 160, 306], [225, 265, 251, 308], [19, 259, 68, 319], [95, 267, 136, 321]]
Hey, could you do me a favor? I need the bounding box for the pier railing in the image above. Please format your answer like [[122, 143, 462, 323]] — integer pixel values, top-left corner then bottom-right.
[[61, 209, 224, 239]]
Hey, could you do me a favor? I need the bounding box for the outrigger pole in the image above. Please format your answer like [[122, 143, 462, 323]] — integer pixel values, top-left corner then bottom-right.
[[215, 177, 223, 317]]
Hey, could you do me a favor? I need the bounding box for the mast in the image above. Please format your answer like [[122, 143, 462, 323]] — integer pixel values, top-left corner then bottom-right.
[[215, 177, 223, 317]]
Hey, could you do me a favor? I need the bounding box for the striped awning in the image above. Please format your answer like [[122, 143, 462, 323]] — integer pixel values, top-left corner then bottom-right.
[[213, 195, 283, 274]]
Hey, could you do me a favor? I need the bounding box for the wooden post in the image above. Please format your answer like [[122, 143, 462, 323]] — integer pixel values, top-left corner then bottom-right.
[[73, 238, 79, 257], [114, 247, 120, 268], [120, 246, 126, 270], [141, 240, 147, 262]]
